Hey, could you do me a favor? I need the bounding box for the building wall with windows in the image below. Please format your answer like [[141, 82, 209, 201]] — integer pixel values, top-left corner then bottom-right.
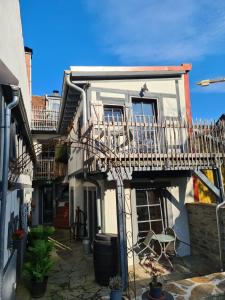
[[63, 68, 194, 264]]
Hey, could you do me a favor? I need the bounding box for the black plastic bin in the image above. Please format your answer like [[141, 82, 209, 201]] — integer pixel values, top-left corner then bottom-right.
[[93, 233, 119, 286]]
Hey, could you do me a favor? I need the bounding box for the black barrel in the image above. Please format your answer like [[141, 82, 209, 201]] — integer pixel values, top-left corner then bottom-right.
[[93, 233, 118, 286]]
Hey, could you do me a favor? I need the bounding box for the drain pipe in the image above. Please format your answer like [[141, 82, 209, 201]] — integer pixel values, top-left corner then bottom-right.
[[0, 86, 20, 298], [216, 165, 225, 272], [65, 71, 87, 129]]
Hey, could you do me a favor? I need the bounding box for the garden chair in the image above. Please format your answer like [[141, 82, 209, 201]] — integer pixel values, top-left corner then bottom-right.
[[133, 229, 162, 265], [163, 227, 178, 257]]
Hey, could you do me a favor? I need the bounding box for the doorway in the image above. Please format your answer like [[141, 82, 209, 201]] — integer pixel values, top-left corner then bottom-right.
[[84, 187, 97, 242], [42, 186, 53, 224]]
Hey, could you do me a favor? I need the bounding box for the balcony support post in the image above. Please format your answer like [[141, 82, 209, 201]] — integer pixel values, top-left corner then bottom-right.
[[108, 167, 132, 291]]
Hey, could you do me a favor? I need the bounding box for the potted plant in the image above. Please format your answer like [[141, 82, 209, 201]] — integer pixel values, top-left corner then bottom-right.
[[109, 275, 123, 300], [148, 263, 163, 299], [24, 239, 54, 298], [12, 228, 25, 247]]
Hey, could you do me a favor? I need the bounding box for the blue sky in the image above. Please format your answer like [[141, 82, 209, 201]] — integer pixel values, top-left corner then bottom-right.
[[20, 0, 225, 119]]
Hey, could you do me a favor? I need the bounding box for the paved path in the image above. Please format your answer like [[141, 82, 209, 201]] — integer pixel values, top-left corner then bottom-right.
[[17, 230, 109, 300]]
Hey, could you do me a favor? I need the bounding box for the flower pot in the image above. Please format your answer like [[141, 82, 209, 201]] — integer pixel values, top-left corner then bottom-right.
[[110, 289, 123, 300], [30, 276, 48, 298], [149, 283, 163, 299]]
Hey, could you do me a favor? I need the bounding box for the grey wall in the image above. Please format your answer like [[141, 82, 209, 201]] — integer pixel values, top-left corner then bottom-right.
[[187, 202, 225, 269]]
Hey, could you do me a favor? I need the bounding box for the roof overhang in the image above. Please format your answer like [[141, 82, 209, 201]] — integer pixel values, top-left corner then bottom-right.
[[2, 85, 36, 163], [70, 64, 192, 81], [57, 72, 82, 134], [0, 59, 19, 85]]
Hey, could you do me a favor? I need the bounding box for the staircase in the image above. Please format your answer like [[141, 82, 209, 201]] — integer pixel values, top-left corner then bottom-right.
[[53, 203, 69, 229]]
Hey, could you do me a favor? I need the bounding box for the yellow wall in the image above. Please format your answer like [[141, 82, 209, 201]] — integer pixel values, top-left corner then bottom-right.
[[198, 167, 225, 203]]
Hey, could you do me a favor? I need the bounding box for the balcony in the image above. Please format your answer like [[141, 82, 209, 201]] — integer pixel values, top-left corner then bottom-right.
[[34, 159, 55, 180], [81, 118, 225, 172], [31, 106, 59, 132]]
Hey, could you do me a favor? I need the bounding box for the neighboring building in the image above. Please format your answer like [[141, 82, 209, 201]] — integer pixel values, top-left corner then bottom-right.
[[0, 0, 35, 299], [58, 65, 225, 285], [31, 92, 69, 228]]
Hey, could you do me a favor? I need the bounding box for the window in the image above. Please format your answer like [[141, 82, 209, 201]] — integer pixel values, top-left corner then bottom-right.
[[136, 189, 167, 237], [104, 106, 123, 122], [132, 98, 157, 122]]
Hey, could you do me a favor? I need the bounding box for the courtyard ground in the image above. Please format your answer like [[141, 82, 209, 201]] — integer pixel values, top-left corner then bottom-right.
[[16, 230, 225, 300]]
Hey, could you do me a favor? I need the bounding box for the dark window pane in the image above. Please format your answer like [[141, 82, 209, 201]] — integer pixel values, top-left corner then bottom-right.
[[136, 191, 147, 205], [104, 106, 123, 122], [138, 222, 150, 232]]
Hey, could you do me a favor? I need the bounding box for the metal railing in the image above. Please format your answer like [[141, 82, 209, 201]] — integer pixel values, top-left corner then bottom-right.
[[81, 117, 225, 172], [31, 106, 59, 131], [34, 159, 55, 180]]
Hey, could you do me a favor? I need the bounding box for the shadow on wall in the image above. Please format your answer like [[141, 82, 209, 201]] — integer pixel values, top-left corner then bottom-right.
[[165, 178, 191, 257]]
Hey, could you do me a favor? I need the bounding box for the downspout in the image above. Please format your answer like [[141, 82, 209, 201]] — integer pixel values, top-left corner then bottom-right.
[[216, 165, 225, 271], [0, 86, 20, 297], [65, 71, 87, 129]]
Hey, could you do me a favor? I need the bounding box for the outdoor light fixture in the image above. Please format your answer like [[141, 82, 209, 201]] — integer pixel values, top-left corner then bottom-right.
[[197, 77, 225, 86], [140, 83, 149, 97]]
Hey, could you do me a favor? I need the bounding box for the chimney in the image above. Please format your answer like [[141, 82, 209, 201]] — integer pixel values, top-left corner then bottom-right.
[[24, 46, 33, 96], [53, 90, 59, 96]]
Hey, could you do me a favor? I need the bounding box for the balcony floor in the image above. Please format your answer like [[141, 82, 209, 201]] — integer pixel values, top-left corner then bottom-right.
[[17, 230, 225, 300]]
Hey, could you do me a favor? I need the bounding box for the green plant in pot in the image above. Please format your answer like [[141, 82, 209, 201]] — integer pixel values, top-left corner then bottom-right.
[[24, 239, 54, 298], [109, 275, 123, 300], [29, 225, 55, 241]]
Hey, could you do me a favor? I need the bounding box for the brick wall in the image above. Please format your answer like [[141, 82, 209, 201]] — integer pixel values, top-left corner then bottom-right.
[[186, 202, 225, 268]]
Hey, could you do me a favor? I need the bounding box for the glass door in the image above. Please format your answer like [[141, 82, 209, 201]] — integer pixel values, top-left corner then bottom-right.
[[132, 98, 157, 153]]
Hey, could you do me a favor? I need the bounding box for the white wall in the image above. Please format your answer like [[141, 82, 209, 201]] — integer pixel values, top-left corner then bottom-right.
[[0, 0, 31, 123], [4, 191, 20, 267]]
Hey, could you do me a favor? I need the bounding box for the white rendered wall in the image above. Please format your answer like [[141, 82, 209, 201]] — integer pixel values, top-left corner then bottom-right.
[[4, 191, 20, 267], [0, 0, 31, 123]]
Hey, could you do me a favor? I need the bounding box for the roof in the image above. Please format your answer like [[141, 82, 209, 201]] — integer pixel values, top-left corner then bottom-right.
[[70, 64, 192, 81]]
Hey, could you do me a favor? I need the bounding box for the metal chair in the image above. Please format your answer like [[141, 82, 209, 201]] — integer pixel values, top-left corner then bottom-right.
[[133, 229, 162, 264], [163, 227, 178, 257]]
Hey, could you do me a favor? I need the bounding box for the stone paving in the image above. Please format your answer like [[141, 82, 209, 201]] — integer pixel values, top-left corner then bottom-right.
[[16, 230, 225, 300]]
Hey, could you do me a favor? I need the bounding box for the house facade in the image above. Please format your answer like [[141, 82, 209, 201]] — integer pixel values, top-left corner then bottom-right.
[[58, 65, 204, 256], [57, 65, 224, 287], [0, 1, 35, 299]]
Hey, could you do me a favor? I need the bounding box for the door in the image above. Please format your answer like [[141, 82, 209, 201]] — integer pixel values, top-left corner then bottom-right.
[[84, 187, 97, 241], [42, 186, 53, 224], [132, 98, 158, 152]]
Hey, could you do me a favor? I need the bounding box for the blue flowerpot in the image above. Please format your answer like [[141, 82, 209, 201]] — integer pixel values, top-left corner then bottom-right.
[[149, 286, 162, 299], [110, 289, 123, 300]]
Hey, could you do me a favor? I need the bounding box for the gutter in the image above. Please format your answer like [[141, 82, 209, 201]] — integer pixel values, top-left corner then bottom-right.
[[216, 165, 225, 271], [58, 71, 87, 133], [0, 85, 20, 298]]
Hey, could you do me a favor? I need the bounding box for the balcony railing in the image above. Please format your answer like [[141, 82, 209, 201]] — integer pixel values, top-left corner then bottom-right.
[[81, 117, 225, 172], [31, 106, 59, 131], [33, 159, 67, 180], [34, 159, 55, 180]]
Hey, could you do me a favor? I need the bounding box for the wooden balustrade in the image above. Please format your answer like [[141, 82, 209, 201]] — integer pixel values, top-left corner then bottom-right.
[[81, 118, 225, 172]]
